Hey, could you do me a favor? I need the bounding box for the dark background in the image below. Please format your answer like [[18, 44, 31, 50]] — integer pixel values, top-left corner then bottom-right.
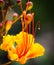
[[0, 0, 54, 65]]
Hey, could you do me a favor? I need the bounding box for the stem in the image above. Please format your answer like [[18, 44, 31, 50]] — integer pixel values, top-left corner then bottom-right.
[[2, 10, 4, 21], [21, 17, 24, 32], [2, 61, 11, 65], [32, 13, 34, 37], [34, 20, 40, 36], [2, 6, 10, 36], [20, 3, 23, 12], [28, 23, 31, 33], [5, 31, 8, 36], [0, 7, 5, 36], [12, 14, 23, 24], [12, 9, 28, 25]]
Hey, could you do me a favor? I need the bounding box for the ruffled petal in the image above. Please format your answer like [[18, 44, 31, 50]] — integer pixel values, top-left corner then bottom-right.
[[26, 43, 45, 59], [8, 51, 18, 61]]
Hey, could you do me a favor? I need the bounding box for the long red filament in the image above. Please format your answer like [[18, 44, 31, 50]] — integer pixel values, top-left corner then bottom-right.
[[32, 14, 34, 37], [18, 19, 25, 57], [23, 21, 29, 55]]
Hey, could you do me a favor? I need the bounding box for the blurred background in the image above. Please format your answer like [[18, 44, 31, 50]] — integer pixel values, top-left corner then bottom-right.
[[0, 0, 54, 65]]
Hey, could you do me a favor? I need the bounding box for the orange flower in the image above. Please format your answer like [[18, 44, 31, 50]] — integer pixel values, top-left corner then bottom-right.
[[8, 31, 45, 64]]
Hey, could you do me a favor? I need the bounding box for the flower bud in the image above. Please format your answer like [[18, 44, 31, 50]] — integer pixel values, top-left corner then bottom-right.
[[0, 0, 4, 3], [24, 13, 33, 24], [16, 0, 22, 5], [22, 11, 26, 16], [12, 13, 18, 21], [0, 22, 2, 28], [5, 20, 12, 31], [13, 13, 18, 17], [0, 0, 4, 7], [26, 1, 33, 11]]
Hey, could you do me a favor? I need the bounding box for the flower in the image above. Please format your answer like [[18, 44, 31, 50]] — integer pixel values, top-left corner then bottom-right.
[[8, 31, 45, 64], [0, 31, 45, 64]]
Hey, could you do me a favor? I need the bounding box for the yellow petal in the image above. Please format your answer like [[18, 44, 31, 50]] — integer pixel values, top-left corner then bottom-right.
[[1, 35, 15, 51], [26, 43, 45, 59], [8, 51, 18, 61]]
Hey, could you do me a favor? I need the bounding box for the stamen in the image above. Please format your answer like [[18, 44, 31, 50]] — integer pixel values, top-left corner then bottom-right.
[[32, 13, 34, 37]]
